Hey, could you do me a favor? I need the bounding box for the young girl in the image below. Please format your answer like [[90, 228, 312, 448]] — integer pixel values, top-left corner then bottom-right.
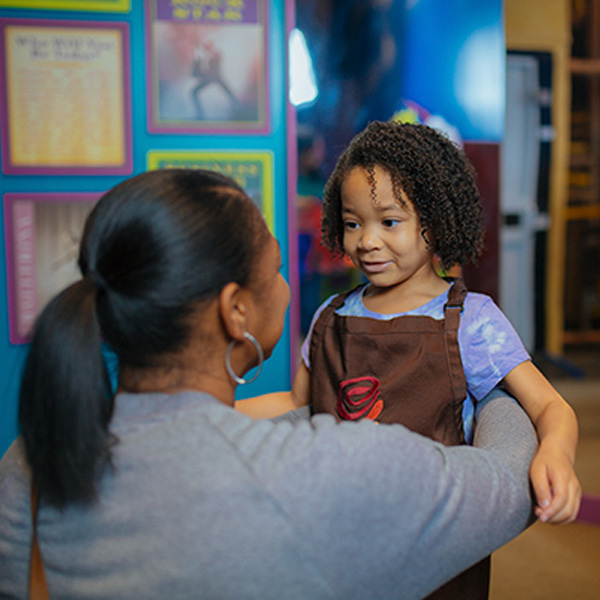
[[238, 121, 581, 530]]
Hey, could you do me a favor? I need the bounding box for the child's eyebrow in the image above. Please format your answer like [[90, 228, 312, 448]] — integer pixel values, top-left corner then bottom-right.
[[374, 200, 410, 213]]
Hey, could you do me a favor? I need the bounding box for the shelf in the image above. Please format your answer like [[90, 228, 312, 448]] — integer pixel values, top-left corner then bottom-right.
[[563, 330, 600, 343], [570, 58, 600, 74], [565, 0, 600, 347]]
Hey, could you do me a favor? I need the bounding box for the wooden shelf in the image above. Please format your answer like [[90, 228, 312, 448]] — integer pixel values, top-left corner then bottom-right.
[[564, 0, 600, 347], [571, 58, 600, 74], [567, 190, 600, 204], [565, 204, 600, 220], [563, 330, 600, 343]]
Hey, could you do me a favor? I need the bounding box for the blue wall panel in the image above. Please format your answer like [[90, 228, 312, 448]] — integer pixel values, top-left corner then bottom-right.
[[401, 0, 505, 142], [0, 1, 291, 456]]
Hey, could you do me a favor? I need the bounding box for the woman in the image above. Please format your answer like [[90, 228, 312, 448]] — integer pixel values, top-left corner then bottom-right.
[[0, 169, 536, 599]]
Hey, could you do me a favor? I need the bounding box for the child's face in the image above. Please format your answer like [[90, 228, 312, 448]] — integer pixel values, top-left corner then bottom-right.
[[341, 166, 433, 290]]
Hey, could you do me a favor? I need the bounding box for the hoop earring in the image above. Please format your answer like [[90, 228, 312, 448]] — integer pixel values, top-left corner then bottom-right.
[[225, 332, 264, 385]]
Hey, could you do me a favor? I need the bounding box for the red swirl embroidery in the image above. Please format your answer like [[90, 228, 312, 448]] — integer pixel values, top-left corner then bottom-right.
[[337, 376, 383, 421]]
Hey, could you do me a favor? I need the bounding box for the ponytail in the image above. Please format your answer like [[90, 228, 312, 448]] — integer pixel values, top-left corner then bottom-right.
[[19, 278, 114, 508], [18, 168, 267, 509]]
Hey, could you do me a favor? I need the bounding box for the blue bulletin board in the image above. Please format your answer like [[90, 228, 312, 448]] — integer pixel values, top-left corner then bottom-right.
[[0, 0, 294, 456]]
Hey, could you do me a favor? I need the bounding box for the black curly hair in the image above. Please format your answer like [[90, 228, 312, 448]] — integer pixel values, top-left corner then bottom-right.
[[321, 121, 484, 270]]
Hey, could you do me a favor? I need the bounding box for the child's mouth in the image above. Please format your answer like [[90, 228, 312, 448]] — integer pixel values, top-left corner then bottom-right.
[[360, 260, 392, 274]]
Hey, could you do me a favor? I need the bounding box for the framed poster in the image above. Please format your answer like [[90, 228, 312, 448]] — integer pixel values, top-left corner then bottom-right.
[[147, 150, 274, 232], [146, 0, 269, 134], [0, 18, 132, 175], [0, 0, 130, 10], [4, 192, 101, 344]]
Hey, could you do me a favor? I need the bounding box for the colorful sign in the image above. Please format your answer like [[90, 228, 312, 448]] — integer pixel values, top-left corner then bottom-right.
[[147, 150, 274, 232], [0, 18, 132, 174], [146, 0, 269, 134], [4, 193, 102, 343]]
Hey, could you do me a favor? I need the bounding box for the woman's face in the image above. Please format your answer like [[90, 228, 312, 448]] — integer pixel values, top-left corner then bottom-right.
[[249, 234, 290, 359]]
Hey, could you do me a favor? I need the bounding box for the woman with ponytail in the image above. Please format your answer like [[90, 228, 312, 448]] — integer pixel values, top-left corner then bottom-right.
[[1, 169, 536, 599]]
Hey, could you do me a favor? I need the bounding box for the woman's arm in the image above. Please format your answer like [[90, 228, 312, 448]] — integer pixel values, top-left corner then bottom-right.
[[249, 388, 537, 598], [235, 362, 311, 418], [502, 360, 581, 524]]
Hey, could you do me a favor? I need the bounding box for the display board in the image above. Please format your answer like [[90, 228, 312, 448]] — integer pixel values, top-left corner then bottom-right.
[[0, 0, 294, 457]]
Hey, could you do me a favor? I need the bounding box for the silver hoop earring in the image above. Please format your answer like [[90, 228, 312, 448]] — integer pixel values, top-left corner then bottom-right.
[[225, 332, 264, 385]]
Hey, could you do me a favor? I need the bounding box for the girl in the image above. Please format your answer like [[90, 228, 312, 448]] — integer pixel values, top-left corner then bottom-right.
[[238, 122, 581, 528]]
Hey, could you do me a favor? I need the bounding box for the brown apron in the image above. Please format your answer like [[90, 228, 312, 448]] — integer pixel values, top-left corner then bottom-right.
[[310, 278, 490, 599]]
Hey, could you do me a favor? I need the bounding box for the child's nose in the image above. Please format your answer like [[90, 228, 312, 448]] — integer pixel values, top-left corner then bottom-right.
[[357, 227, 381, 251]]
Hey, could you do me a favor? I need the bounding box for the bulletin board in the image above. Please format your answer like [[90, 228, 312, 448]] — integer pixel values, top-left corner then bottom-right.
[[0, 0, 295, 457]]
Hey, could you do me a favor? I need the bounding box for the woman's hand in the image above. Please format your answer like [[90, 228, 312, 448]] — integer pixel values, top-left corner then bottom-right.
[[529, 441, 582, 524]]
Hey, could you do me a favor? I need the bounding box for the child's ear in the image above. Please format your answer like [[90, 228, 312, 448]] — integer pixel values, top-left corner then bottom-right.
[[420, 226, 433, 250], [218, 282, 248, 340]]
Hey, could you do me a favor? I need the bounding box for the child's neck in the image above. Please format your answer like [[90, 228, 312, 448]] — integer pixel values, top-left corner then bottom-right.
[[363, 270, 450, 315]]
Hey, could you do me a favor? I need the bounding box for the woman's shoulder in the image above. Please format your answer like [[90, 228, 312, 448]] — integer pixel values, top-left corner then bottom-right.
[[0, 437, 29, 485]]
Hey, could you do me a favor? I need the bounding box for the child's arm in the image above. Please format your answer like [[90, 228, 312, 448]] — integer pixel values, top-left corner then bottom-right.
[[235, 362, 311, 419], [502, 360, 581, 524]]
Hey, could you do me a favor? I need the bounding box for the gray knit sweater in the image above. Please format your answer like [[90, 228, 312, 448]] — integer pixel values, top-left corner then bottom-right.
[[0, 389, 535, 599]]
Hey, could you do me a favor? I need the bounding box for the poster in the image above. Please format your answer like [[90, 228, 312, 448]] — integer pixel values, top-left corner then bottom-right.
[[4, 193, 101, 344], [0, 18, 132, 175], [0, 0, 130, 10], [146, 0, 269, 134], [147, 150, 274, 231]]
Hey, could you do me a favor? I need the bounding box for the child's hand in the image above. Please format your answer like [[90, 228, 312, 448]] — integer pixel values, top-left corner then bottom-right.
[[529, 442, 582, 524]]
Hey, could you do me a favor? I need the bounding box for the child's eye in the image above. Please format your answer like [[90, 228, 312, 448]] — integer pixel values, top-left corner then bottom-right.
[[382, 219, 400, 228], [343, 220, 359, 230]]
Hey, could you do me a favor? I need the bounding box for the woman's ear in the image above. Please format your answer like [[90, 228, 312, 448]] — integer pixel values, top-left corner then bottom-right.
[[218, 282, 248, 340]]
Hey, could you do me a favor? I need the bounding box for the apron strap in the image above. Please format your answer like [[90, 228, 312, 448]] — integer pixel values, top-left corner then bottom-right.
[[443, 278, 467, 333]]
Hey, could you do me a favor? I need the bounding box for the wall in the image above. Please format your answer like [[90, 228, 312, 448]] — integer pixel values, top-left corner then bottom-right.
[[0, 0, 295, 456], [505, 0, 571, 354], [401, 0, 505, 301]]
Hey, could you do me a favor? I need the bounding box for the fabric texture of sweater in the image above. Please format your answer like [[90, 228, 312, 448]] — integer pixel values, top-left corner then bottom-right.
[[0, 389, 535, 600]]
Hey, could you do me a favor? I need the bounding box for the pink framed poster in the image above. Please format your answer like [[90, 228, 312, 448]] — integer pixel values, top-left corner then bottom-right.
[[0, 18, 132, 175], [146, 0, 269, 135], [4, 192, 101, 344]]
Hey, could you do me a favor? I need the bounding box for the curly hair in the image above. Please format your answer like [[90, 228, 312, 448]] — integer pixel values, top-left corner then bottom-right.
[[321, 121, 484, 270]]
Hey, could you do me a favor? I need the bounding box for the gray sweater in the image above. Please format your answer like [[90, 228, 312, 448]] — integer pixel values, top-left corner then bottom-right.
[[0, 389, 536, 599]]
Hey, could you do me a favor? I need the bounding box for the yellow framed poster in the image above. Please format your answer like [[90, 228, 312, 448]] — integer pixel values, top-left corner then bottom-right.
[[147, 150, 275, 233], [0, 18, 132, 174]]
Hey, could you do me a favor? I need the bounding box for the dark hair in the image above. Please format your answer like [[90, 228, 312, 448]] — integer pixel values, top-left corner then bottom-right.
[[19, 169, 269, 508], [322, 121, 484, 270]]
